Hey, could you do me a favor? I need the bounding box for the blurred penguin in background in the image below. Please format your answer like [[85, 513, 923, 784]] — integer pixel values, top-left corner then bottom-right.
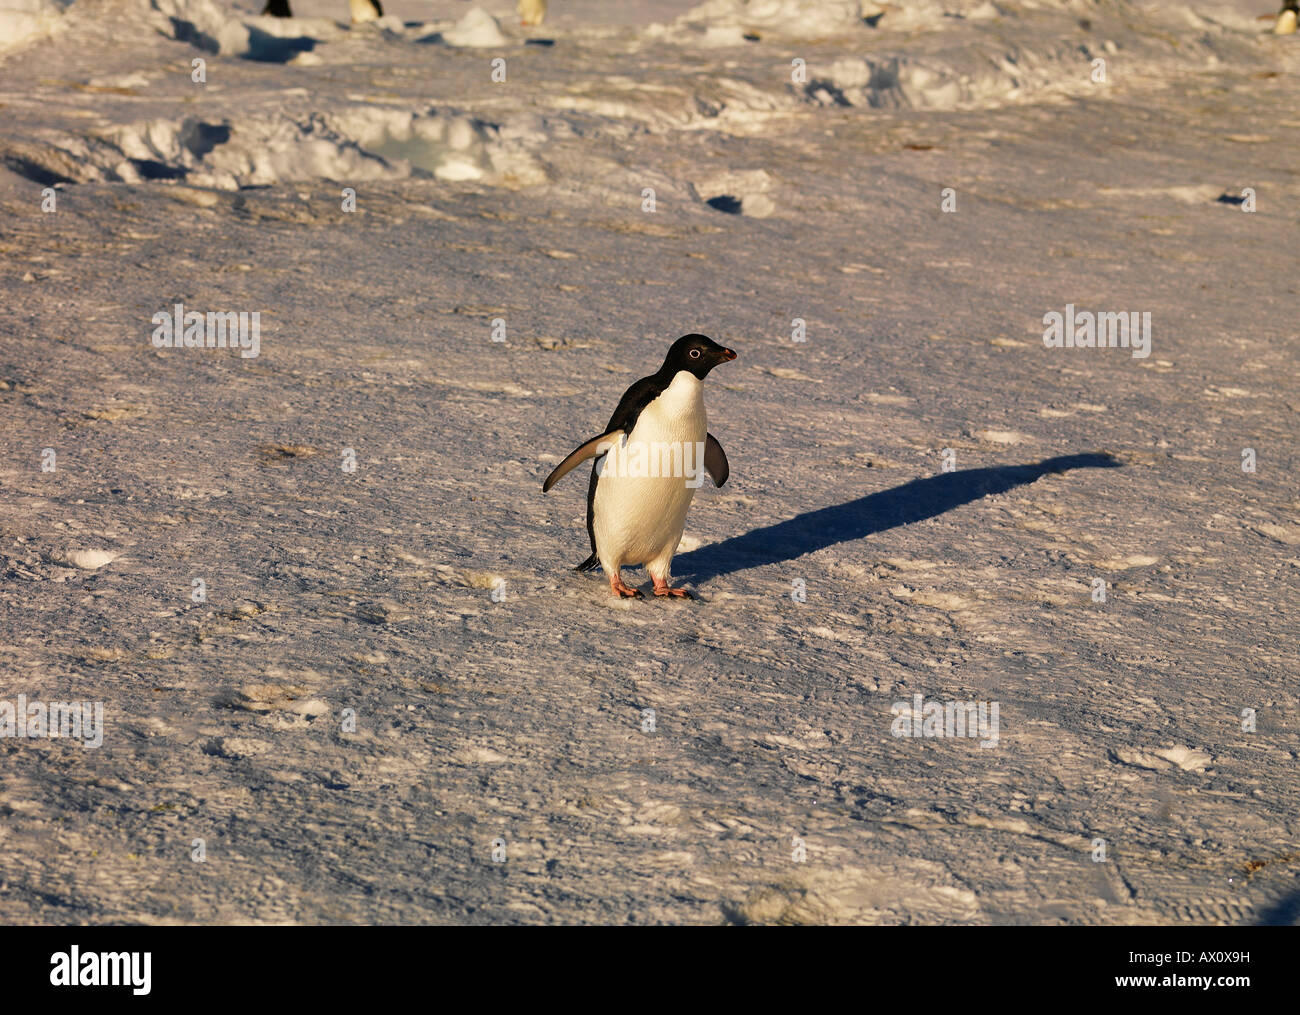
[[518, 0, 547, 26], [260, 0, 382, 20], [1278, 1, 1299, 35]]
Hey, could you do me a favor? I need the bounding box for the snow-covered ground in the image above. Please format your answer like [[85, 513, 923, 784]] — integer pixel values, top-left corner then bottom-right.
[[1, 0, 1297, 924]]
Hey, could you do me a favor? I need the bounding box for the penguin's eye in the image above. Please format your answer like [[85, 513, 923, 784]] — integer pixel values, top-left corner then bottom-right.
[[689, 349, 701, 359]]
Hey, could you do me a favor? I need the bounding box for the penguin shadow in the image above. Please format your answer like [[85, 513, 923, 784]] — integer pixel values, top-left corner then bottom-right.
[[1255, 887, 1300, 926], [675, 452, 1121, 583], [243, 27, 317, 63]]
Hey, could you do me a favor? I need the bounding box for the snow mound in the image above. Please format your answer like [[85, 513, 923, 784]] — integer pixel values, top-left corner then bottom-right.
[[803, 42, 1103, 111], [25, 107, 547, 189], [693, 168, 777, 217], [113, 113, 405, 188], [423, 7, 508, 48], [151, 0, 509, 57], [151, 0, 348, 58], [666, 1, 1178, 39], [662, 0, 1020, 38], [785, 1, 1266, 112], [0, 0, 67, 52]]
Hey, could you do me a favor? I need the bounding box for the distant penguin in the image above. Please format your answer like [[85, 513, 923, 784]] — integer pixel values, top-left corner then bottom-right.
[[517, 0, 547, 27], [543, 335, 736, 599], [1278, 2, 1299, 35], [260, 0, 383, 21], [349, 0, 382, 23]]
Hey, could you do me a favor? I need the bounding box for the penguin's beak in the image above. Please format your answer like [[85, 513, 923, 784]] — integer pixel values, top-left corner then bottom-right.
[[720, 347, 737, 361]]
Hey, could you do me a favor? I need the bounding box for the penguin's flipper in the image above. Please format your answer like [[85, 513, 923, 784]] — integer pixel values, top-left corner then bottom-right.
[[543, 430, 623, 492], [704, 433, 729, 487], [544, 373, 667, 493]]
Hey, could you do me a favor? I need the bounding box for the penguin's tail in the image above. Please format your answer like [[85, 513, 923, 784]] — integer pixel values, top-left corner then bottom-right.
[[574, 553, 601, 573]]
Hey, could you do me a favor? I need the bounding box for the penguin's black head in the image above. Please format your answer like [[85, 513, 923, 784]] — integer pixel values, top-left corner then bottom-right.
[[662, 333, 737, 379]]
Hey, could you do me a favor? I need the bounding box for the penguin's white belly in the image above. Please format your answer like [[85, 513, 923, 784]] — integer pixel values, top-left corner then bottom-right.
[[593, 373, 706, 571]]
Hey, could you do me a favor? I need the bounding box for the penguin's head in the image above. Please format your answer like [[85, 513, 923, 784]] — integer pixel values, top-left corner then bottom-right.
[[663, 333, 737, 379]]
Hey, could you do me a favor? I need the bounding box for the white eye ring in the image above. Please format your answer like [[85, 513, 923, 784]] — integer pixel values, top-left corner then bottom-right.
[[689, 349, 701, 358]]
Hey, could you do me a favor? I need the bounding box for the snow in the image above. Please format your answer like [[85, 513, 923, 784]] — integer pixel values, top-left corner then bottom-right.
[[0, 0, 67, 50], [0, 0, 1298, 925], [430, 7, 508, 48]]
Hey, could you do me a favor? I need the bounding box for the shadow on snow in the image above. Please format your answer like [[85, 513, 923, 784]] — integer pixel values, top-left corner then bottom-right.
[[676, 452, 1122, 582]]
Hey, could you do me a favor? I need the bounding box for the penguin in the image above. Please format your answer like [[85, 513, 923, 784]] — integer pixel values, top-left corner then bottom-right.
[[517, 0, 548, 27], [1278, 2, 1299, 35], [260, 0, 383, 22], [348, 0, 383, 24], [543, 335, 736, 600]]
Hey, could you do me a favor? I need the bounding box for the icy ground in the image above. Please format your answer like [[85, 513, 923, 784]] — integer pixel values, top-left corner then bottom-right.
[[0, 0, 1298, 924]]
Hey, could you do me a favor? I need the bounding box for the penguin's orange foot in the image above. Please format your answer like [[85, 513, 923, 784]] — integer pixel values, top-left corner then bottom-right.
[[610, 576, 643, 599], [652, 580, 694, 600]]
